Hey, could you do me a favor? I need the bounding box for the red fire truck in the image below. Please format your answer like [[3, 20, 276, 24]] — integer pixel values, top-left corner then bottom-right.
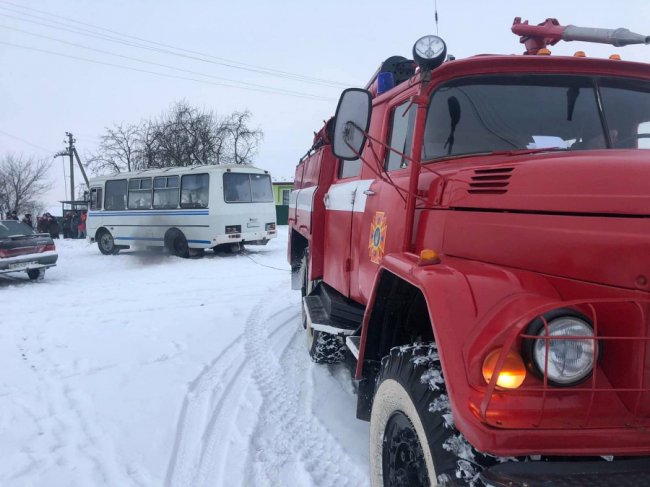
[[288, 17, 650, 486]]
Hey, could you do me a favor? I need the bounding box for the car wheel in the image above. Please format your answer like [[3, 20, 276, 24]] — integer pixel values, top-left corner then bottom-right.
[[27, 268, 44, 280], [166, 230, 189, 258], [370, 344, 493, 486], [97, 230, 119, 255], [301, 249, 345, 364]]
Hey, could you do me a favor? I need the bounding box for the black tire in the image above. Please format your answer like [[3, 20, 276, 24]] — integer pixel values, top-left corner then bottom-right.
[[27, 269, 43, 280], [300, 249, 345, 364], [97, 230, 119, 255], [166, 230, 189, 258], [370, 343, 493, 486]]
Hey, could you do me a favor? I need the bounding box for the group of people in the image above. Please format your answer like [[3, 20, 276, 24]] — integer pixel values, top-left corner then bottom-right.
[[61, 210, 87, 239], [3, 209, 87, 240]]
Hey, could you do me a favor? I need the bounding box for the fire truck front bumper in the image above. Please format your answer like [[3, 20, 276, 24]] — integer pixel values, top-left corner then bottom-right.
[[480, 458, 650, 487]]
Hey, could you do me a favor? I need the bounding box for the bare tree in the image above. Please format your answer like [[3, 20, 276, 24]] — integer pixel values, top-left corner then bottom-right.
[[0, 153, 52, 217], [225, 110, 263, 165], [87, 102, 264, 175], [86, 123, 140, 175]]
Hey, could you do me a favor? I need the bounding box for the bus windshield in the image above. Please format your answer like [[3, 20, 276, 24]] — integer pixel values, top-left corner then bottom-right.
[[423, 75, 650, 159], [224, 173, 273, 203]]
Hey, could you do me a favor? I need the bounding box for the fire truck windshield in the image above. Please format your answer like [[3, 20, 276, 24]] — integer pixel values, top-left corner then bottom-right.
[[423, 75, 650, 160]]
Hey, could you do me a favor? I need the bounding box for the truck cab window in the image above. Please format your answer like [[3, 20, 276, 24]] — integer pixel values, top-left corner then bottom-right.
[[338, 158, 361, 179], [385, 100, 416, 171]]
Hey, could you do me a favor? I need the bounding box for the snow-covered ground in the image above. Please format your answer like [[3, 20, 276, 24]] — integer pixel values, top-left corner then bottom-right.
[[0, 227, 370, 487]]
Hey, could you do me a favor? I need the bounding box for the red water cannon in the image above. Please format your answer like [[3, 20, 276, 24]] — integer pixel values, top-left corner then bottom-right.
[[512, 17, 650, 55]]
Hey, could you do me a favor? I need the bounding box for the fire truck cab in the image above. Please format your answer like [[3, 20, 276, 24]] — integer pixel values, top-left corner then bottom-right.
[[289, 17, 650, 486]]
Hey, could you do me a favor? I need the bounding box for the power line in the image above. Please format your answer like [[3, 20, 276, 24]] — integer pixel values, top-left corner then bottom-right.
[[0, 24, 338, 99], [0, 41, 337, 102], [0, 3, 351, 88], [0, 129, 54, 153]]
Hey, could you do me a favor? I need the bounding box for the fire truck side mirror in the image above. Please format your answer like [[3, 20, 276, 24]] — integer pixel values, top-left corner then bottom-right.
[[332, 88, 372, 160]]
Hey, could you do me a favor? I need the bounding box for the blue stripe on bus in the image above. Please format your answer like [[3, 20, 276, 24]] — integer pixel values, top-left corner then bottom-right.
[[114, 237, 165, 241], [90, 212, 208, 216], [114, 237, 212, 245]]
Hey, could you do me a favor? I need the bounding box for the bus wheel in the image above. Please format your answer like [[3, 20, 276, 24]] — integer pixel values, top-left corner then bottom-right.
[[166, 230, 189, 258], [370, 344, 492, 486], [97, 230, 119, 255]]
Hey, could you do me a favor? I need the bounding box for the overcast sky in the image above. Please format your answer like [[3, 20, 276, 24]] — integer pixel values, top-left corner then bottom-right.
[[1, 0, 649, 212]]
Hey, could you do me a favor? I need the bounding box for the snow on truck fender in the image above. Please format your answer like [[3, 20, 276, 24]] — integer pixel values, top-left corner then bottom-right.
[[289, 16, 650, 487]]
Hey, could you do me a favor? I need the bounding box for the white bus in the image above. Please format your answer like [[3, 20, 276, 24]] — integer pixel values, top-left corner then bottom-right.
[[86, 164, 277, 257]]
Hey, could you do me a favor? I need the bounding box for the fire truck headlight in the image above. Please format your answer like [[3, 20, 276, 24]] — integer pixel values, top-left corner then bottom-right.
[[523, 312, 596, 386]]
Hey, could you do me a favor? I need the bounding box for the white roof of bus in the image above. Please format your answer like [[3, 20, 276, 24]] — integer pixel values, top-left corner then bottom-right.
[[88, 164, 270, 184]]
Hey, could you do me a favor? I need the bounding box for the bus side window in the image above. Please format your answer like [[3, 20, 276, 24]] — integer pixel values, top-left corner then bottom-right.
[[153, 176, 180, 209], [105, 180, 127, 211], [128, 178, 153, 209], [90, 187, 103, 210], [181, 174, 209, 208]]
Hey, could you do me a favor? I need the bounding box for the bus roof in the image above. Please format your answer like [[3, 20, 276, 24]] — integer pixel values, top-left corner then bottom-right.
[[88, 163, 271, 184]]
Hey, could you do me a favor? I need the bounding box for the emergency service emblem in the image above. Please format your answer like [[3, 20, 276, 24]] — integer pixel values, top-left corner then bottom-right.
[[368, 211, 387, 264]]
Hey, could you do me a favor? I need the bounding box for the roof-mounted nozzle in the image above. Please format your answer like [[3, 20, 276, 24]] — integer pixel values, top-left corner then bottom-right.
[[512, 17, 650, 55]]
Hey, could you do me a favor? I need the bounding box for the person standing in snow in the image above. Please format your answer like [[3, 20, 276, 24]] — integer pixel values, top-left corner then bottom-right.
[[78, 210, 87, 239]]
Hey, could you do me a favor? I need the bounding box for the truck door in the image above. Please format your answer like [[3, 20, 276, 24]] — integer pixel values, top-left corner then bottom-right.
[[322, 156, 366, 296], [350, 96, 417, 303]]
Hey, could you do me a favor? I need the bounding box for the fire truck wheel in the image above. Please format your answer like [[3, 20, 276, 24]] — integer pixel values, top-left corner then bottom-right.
[[370, 344, 491, 486], [307, 329, 345, 364]]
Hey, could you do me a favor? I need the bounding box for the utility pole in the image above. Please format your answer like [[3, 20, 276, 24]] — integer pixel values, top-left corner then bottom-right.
[[54, 132, 89, 201]]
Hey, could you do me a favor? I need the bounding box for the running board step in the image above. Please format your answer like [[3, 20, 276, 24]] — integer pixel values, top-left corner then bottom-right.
[[303, 283, 364, 336], [346, 336, 361, 359]]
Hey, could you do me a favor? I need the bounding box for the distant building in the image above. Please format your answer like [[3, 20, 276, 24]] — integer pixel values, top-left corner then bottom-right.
[[272, 178, 293, 225]]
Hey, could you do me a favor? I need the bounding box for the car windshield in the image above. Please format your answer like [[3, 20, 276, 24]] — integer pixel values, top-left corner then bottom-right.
[[423, 75, 650, 160], [0, 220, 35, 238]]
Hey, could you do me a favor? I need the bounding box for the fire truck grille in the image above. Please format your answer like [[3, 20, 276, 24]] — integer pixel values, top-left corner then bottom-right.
[[468, 167, 514, 194], [478, 298, 650, 430]]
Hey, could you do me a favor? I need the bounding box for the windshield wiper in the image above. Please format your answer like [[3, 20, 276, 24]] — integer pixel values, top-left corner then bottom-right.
[[488, 147, 568, 156]]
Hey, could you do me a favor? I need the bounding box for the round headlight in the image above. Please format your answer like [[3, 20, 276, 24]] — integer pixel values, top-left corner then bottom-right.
[[524, 310, 596, 386], [412, 35, 447, 71]]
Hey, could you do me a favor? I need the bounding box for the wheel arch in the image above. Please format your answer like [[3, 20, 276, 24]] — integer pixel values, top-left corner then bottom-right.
[[290, 228, 309, 289], [355, 254, 562, 425], [95, 226, 111, 240]]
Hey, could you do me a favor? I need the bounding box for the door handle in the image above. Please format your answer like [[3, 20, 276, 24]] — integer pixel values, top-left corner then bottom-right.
[[363, 190, 376, 196]]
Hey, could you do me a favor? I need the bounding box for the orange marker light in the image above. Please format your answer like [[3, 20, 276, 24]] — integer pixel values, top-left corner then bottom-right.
[[537, 48, 552, 56], [418, 249, 440, 266], [482, 348, 526, 389], [574, 51, 586, 57], [609, 54, 622, 60]]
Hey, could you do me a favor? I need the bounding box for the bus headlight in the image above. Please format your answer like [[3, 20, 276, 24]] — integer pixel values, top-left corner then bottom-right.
[[265, 222, 276, 231], [523, 311, 597, 386]]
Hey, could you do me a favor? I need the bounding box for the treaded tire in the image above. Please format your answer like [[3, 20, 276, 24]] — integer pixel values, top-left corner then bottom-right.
[[165, 229, 189, 258], [370, 343, 493, 486], [300, 249, 345, 364], [97, 229, 119, 255], [308, 330, 345, 364]]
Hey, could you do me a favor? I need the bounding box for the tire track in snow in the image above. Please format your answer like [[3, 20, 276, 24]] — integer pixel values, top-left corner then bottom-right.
[[165, 335, 246, 487], [165, 307, 298, 487], [243, 295, 367, 487]]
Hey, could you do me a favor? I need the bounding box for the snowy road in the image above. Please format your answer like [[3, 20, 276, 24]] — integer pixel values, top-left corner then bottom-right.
[[0, 227, 370, 487]]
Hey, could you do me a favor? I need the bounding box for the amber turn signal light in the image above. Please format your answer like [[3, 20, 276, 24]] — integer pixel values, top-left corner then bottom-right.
[[418, 249, 441, 266], [482, 348, 526, 389]]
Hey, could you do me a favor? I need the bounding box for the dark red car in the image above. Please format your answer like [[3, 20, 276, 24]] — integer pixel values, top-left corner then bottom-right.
[[0, 220, 58, 280]]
